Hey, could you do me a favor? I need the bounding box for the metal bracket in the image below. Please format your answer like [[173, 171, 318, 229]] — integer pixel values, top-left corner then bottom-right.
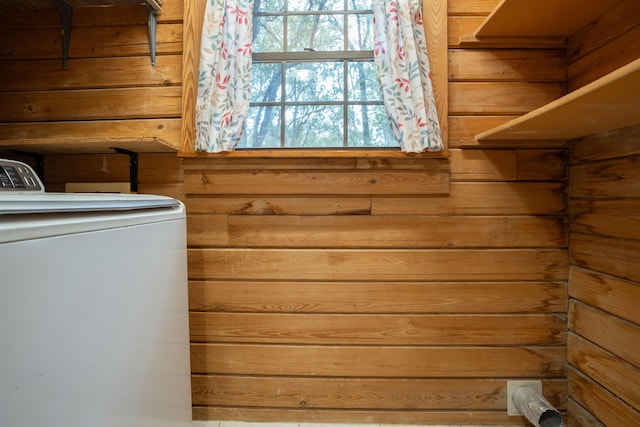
[[50, 0, 73, 70], [48, 0, 160, 69], [111, 147, 139, 193], [147, 3, 158, 67]]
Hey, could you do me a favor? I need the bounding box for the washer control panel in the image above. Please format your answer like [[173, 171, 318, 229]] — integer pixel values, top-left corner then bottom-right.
[[0, 159, 44, 192]]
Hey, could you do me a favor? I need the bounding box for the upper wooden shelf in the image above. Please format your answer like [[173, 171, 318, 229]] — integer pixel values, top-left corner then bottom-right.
[[476, 58, 640, 141], [474, 0, 621, 37]]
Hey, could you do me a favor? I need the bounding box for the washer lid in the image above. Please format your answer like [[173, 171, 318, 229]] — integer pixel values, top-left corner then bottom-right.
[[0, 193, 181, 215]]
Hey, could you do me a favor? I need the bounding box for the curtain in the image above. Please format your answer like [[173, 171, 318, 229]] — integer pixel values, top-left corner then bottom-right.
[[373, 0, 443, 153], [195, 0, 254, 152]]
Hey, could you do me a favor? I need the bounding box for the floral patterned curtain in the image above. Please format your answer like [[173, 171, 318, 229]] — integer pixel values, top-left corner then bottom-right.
[[373, 0, 443, 153], [195, 0, 254, 152]]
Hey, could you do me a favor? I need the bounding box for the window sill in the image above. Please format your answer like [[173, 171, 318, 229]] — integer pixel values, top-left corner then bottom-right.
[[179, 148, 450, 159]]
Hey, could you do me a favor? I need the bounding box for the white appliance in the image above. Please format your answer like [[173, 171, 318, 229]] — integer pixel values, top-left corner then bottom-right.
[[0, 158, 192, 427]]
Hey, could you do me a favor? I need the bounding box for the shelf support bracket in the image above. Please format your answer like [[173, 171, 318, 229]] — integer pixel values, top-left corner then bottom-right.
[[50, 0, 73, 70], [147, 2, 158, 67], [111, 147, 139, 193]]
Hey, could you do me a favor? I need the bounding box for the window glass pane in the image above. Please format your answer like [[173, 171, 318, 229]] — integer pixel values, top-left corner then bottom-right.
[[347, 0, 369, 11], [285, 105, 344, 147], [286, 62, 344, 102], [251, 62, 282, 103], [240, 106, 282, 148], [253, 15, 284, 52], [254, 0, 284, 12], [348, 61, 379, 101], [348, 104, 395, 147], [347, 13, 373, 50], [288, 0, 343, 12], [288, 15, 344, 51]]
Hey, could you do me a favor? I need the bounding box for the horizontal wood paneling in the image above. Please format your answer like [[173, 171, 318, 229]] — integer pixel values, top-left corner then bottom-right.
[[570, 154, 640, 199], [187, 215, 567, 248], [0, 1, 182, 30], [2, 0, 577, 424], [571, 199, 640, 241], [569, 122, 640, 425], [0, 87, 182, 121], [448, 49, 566, 82], [184, 182, 567, 216], [185, 169, 449, 195], [449, 82, 565, 115], [569, 267, 640, 325], [568, 368, 640, 427], [190, 312, 566, 345], [0, 2, 183, 153], [448, 115, 567, 148], [372, 182, 567, 215], [448, 0, 500, 16], [569, 302, 640, 368], [570, 123, 640, 163], [0, 55, 182, 91], [188, 248, 568, 281], [568, 333, 640, 411], [192, 407, 545, 425], [190, 344, 566, 377], [570, 233, 640, 283], [567, 0, 640, 90], [192, 375, 566, 410], [188, 280, 567, 314], [0, 24, 182, 60]]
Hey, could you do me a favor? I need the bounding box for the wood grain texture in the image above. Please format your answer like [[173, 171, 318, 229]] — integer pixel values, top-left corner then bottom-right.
[[192, 406, 551, 425], [0, 56, 183, 91], [188, 280, 567, 313], [476, 59, 640, 141], [191, 215, 568, 248], [372, 182, 567, 215], [185, 169, 450, 195], [569, 267, 640, 325], [190, 343, 567, 377], [568, 333, 640, 411], [570, 234, 640, 283], [190, 312, 566, 345], [188, 248, 568, 281], [180, 0, 206, 152], [424, 0, 448, 147], [474, 0, 621, 37], [568, 368, 640, 427], [567, 0, 640, 90], [191, 375, 566, 409]]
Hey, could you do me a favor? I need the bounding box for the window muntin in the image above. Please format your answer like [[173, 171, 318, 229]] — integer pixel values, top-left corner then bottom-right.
[[239, 0, 395, 149]]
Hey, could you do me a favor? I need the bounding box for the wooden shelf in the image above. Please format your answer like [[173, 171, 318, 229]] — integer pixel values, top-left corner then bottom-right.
[[0, 137, 178, 154], [474, 0, 621, 37], [476, 58, 640, 141]]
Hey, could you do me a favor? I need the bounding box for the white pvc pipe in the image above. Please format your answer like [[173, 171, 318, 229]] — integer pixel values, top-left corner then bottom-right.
[[512, 386, 563, 427]]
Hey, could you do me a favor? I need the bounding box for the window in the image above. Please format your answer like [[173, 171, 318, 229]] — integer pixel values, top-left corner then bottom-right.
[[238, 0, 396, 149]]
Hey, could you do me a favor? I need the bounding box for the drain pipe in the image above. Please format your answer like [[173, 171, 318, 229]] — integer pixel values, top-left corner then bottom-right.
[[512, 385, 563, 427]]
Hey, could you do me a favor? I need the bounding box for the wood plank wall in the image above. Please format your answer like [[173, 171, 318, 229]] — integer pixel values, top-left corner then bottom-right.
[[183, 0, 569, 424], [566, 2, 640, 425], [567, 124, 640, 427], [0, 1, 184, 150]]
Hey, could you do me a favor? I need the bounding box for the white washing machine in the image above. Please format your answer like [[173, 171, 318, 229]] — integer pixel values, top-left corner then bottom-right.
[[0, 158, 192, 427]]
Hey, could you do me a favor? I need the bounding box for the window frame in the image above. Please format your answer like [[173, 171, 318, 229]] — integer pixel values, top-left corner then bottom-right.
[[179, 0, 448, 157]]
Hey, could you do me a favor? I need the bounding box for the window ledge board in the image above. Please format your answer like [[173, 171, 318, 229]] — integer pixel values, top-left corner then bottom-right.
[[179, 149, 450, 159]]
